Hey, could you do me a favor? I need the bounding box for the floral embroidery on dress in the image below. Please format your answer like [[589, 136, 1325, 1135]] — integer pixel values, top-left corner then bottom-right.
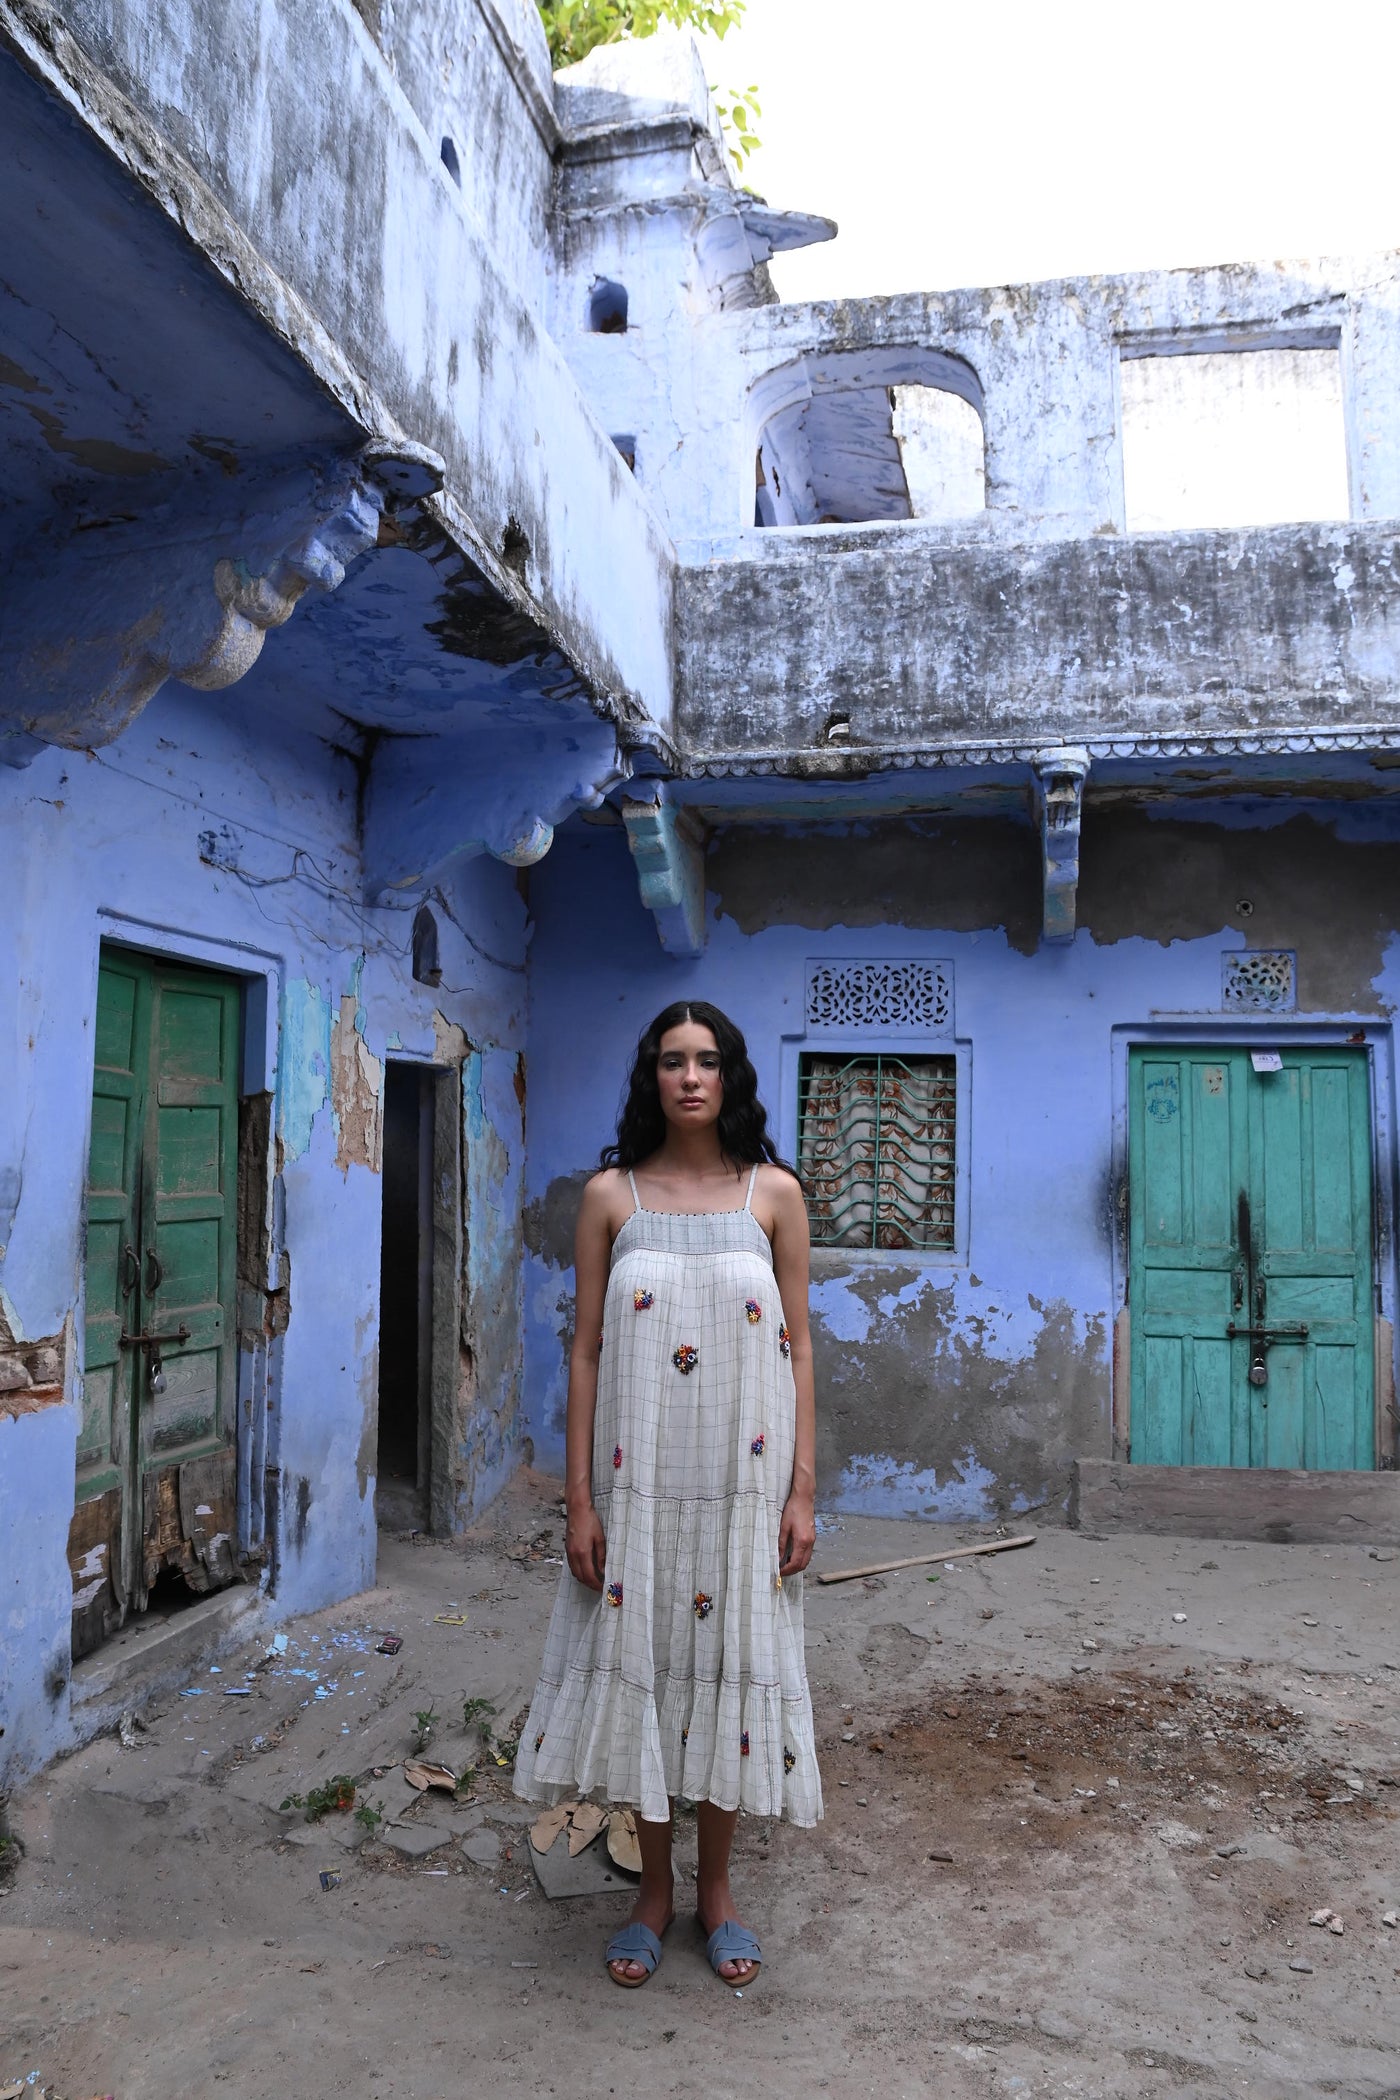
[[597, 1328, 605, 1349], [535, 1731, 545, 1752], [606, 1581, 623, 1607], [693, 1590, 713, 1620], [750, 1433, 765, 1457], [783, 1747, 796, 1774], [672, 1342, 699, 1375], [744, 1299, 762, 1324], [612, 1443, 623, 1470], [681, 1725, 689, 1745], [778, 1324, 791, 1358], [775, 1571, 783, 1590], [740, 1730, 750, 1757], [634, 1288, 654, 1312]]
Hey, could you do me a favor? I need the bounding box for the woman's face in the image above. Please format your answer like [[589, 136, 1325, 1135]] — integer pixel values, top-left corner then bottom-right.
[[656, 1020, 723, 1133]]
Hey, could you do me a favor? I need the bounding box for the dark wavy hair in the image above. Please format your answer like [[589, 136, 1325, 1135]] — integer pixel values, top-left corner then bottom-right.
[[600, 1001, 796, 1176]]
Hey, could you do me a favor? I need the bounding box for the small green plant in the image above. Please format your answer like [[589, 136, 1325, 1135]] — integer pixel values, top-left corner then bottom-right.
[[280, 1775, 357, 1820], [711, 81, 760, 169], [412, 1706, 439, 1751], [538, 0, 744, 70], [537, 1, 759, 167], [491, 1732, 521, 1767], [454, 1766, 478, 1799], [461, 1696, 497, 1733], [354, 1798, 385, 1833]]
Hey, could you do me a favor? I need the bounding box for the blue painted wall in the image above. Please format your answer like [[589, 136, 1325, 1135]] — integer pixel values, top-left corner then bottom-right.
[[521, 803, 1400, 1523], [0, 685, 533, 1780]]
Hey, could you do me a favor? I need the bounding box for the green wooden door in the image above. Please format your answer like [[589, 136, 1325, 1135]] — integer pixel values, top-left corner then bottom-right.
[[74, 949, 241, 1652], [1129, 1047, 1374, 1470]]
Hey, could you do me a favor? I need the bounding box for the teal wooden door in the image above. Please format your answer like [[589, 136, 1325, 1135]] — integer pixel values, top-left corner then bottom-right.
[[74, 949, 241, 1653], [1129, 1047, 1374, 1470]]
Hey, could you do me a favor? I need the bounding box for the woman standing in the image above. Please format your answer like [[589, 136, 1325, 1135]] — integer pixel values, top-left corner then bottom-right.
[[513, 1001, 822, 1987]]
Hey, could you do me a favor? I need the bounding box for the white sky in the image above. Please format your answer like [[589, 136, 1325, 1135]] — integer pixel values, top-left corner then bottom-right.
[[696, 0, 1400, 302]]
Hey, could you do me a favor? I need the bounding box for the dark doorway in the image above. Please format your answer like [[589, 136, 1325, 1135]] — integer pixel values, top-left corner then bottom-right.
[[379, 1063, 433, 1522]]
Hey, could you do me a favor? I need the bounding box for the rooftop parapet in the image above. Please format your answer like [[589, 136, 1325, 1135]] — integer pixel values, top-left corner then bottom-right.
[[588, 251, 1400, 555]]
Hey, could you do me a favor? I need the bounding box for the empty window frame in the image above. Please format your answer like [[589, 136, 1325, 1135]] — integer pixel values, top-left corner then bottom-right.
[[752, 348, 986, 529], [1119, 342, 1349, 532], [798, 1052, 956, 1251], [892, 386, 986, 518]]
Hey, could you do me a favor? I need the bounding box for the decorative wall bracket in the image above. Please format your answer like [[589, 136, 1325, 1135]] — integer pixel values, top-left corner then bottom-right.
[[5, 439, 445, 757], [1031, 746, 1090, 945], [360, 732, 628, 901], [621, 788, 707, 957]]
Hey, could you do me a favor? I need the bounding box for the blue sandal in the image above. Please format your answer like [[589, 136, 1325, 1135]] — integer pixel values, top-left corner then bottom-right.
[[704, 1919, 762, 1987], [605, 1920, 666, 1988]]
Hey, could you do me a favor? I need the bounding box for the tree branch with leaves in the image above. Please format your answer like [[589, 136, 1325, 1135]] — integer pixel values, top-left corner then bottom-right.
[[538, 0, 760, 170]]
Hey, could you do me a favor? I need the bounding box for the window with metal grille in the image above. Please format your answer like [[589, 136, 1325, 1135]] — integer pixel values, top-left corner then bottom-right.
[[798, 1053, 956, 1251]]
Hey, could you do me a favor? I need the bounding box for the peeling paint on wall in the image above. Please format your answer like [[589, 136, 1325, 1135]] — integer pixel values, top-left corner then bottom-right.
[[811, 1269, 1107, 1520], [834, 1450, 999, 1521], [0, 1302, 69, 1422], [432, 1009, 469, 1064], [1079, 809, 1400, 1013], [523, 1166, 592, 1442], [278, 978, 330, 1162], [710, 818, 1041, 953], [331, 994, 384, 1173], [457, 1046, 526, 1514]]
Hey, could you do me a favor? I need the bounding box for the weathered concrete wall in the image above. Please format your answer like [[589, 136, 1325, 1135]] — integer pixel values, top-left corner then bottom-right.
[[522, 802, 1400, 1525], [559, 250, 1400, 559], [0, 684, 531, 1782], [1, 0, 675, 736], [676, 523, 1400, 768], [353, 0, 557, 313]]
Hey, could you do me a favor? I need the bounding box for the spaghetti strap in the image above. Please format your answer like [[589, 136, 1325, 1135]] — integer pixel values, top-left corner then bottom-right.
[[743, 1163, 759, 1212], [626, 1170, 643, 1214]]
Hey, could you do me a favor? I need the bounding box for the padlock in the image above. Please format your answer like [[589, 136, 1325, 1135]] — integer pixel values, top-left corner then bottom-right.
[[149, 1349, 167, 1396], [1248, 1355, 1268, 1388]]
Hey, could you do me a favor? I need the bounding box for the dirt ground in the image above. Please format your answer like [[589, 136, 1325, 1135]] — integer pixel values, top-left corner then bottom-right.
[[3, 1470, 1399, 2100]]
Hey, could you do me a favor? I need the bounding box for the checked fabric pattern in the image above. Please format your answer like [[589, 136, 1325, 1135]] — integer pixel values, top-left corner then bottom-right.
[[514, 1176, 822, 1828]]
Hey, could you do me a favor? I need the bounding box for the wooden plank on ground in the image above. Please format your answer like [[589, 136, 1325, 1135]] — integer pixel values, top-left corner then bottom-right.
[[1071, 1459, 1400, 1544], [816, 1533, 1036, 1585]]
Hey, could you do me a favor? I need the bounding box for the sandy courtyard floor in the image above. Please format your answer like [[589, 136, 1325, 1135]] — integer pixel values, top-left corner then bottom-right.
[[3, 1470, 1399, 2100]]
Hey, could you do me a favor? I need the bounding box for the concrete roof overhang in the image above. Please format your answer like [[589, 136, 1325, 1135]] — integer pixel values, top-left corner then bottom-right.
[[0, 1, 677, 891]]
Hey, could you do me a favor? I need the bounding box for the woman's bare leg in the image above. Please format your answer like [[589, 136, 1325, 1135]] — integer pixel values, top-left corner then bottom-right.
[[695, 1802, 758, 1982], [608, 1811, 676, 1982]]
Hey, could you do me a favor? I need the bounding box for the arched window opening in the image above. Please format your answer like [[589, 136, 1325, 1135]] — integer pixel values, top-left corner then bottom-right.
[[588, 279, 628, 335], [750, 348, 986, 529]]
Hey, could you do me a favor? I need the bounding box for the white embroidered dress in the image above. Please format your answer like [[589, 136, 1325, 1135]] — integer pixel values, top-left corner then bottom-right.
[[514, 1167, 823, 1827]]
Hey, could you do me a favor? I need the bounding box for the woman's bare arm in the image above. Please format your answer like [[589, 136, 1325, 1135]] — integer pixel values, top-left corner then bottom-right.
[[768, 1167, 817, 1576], [563, 1173, 616, 1590]]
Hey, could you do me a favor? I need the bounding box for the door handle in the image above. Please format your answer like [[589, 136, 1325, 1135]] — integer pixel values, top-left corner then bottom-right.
[[121, 1242, 140, 1296], [145, 1246, 164, 1294]]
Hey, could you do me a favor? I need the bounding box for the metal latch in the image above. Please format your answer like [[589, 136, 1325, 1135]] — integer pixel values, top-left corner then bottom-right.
[[1226, 1321, 1309, 1391], [119, 1324, 190, 1399]]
